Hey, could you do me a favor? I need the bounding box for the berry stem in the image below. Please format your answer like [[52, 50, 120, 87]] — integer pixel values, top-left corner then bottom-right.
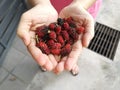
[[35, 35, 39, 44]]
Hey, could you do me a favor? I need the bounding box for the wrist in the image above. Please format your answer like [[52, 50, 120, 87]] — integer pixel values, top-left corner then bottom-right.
[[27, 0, 50, 7], [72, 0, 96, 10]]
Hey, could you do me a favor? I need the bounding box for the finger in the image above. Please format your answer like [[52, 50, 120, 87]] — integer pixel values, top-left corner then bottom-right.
[[59, 11, 65, 18], [55, 62, 64, 74], [71, 64, 79, 76], [65, 40, 82, 71], [82, 16, 94, 47], [42, 56, 54, 71], [17, 13, 32, 46], [54, 55, 61, 62], [71, 15, 94, 47], [54, 57, 67, 74], [72, 15, 85, 26], [32, 14, 58, 26], [27, 37, 47, 67], [48, 54, 57, 69]]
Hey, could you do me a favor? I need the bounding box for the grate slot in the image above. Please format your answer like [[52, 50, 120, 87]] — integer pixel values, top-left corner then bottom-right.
[[88, 23, 99, 49], [99, 28, 111, 54], [108, 31, 120, 59], [92, 25, 102, 49], [88, 22, 120, 60], [103, 29, 115, 57], [89, 23, 103, 50], [95, 25, 108, 52]]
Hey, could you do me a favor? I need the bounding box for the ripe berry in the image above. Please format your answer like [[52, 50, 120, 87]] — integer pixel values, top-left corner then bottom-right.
[[68, 21, 76, 28], [61, 31, 69, 41], [69, 28, 79, 42], [55, 43, 61, 49], [36, 31, 44, 38], [35, 25, 46, 32], [76, 26, 85, 34], [57, 35, 64, 46], [68, 28, 76, 36], [35, 25, 48, 38], [38, 42, 50, 54], [66, 17, 73, 22], [50, 43, 61, 49], [35, 17, 85, 57], [47, 39, 55, 47], [51, 49, 61, 55], [61, 43, 71, 57], [57, 18, 64, 26], [73, 33, 79, 42], [67, 37, 74, 45], [49, 31, 56, 39], [63, 22, 70, 30], [55, 26, 61, 34], [49, 23, 56, 30]]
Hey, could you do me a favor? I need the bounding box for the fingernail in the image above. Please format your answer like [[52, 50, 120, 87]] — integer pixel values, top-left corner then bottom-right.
[[41, 67, 47, 71], [70, 70, 79, 76]]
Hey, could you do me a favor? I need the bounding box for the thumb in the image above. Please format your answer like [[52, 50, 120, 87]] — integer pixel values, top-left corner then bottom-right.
[[82, 16, 94, 47], [17, 14, 31, 46]]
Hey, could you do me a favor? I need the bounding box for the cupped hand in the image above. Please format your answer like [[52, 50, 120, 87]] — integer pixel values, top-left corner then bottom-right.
[[54, 2, 94, 74], [17, 2, 58, 71]]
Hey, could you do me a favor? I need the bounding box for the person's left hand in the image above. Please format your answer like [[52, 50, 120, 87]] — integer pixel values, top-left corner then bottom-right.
[[54, 2, 94, 74]]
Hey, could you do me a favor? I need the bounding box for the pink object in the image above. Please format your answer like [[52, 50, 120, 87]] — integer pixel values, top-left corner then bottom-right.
[[50, 0, 102, 19], [88, 0, 102, 18]]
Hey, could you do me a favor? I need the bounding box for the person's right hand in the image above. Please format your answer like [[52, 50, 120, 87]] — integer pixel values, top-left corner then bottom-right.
[[17, 2, 58, 71], [54, 1, 94, 74]]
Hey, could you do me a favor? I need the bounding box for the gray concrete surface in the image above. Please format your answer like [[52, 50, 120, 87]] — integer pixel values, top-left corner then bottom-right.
[[26, 49, 120, 90], [0, 74, 27, 90], [0, 0, 120, 90]]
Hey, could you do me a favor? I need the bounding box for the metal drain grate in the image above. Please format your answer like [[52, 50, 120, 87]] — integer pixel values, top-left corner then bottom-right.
[[88, 22, 120, 60]]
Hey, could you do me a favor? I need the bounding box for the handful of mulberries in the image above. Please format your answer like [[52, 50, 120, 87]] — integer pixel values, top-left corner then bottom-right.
[[35, 17, 84, 58]]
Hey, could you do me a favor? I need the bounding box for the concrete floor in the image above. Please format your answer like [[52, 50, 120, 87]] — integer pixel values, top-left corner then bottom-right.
[[0, 0, 120, 90]]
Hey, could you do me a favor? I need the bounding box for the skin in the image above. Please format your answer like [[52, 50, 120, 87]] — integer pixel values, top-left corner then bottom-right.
[[54, 1, 94, 74], [17, 1, 58, 71], [17, 0, 95, 74]]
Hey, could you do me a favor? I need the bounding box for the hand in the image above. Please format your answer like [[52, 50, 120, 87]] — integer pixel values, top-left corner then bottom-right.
[[54, 2, 94, 74], [17, 2, 58, 71]]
